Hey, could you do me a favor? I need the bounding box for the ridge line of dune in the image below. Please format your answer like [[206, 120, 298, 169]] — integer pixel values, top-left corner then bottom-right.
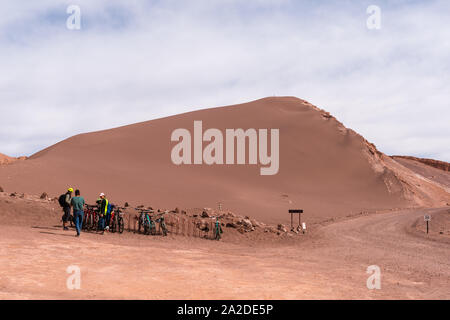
[[289, 99, 449, 207], [391, 155, 450, 172]]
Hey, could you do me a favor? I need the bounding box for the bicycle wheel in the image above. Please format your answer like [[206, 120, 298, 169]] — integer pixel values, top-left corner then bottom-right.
[[85, 211, 92, 230], [111, 217, 117, 233], [137, 213, 144, 234], [94, 214, 99, 231], [118, 217, 124, 234], [143, 216, 151, 235], [86, 213, 92, 231]]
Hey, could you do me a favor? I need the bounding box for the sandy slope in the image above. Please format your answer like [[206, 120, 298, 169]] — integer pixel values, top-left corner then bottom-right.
[[3, 97, 446, 225], [393, 156, 450, 172], [392, 157, 450, 189]]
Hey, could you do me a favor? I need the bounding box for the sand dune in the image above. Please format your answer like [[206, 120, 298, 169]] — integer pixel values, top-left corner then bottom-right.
[[0, 97, 448, 224]]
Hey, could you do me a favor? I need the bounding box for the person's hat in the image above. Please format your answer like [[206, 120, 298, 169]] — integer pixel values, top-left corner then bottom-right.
[[99, 192, 105, 197], [68, 188, 74, 193]]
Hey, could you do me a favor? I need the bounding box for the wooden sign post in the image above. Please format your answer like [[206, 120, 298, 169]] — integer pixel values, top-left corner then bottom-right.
[[289, 209, 303, 232]]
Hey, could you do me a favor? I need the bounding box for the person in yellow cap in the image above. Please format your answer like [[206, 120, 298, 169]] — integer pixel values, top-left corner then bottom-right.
[[62, 187, 73, 230]]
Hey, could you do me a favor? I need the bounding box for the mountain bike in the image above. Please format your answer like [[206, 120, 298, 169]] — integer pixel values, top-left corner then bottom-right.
[[84, 204, 99, 231], [155, 211, 169, 236], [110, 206, 125, 234], [135, 208, 156, 235]]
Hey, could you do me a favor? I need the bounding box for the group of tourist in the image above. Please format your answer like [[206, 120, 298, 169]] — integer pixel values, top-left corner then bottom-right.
[[61, 188, 110, 237]]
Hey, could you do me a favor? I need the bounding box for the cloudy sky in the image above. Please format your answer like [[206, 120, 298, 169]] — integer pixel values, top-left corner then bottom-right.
[[0, 0, 449, 161]]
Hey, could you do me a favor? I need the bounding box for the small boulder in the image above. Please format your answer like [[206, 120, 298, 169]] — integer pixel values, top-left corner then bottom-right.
[[250, 219, 263, 228], [201, 210, 209, 218], [124, 202, 129, 207], [196, 220, 210, 232], [265, 226, 277, 233], [277, 224, 287, 233], [0, 186, 3, 192], [235, 218, 255, 233], [40, 192, 48, 199], [226, 222, 237, 228], [241, 218, 253, 229], [221, 212, 236, 219], [203, 208, 214, 216]]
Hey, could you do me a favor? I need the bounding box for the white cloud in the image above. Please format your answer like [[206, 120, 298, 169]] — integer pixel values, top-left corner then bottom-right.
[[0, 0, 449, 161]]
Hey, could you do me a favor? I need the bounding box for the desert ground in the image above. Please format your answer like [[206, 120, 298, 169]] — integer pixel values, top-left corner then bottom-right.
[[0, 97, 449, 299], [0, 193, 448, 299]]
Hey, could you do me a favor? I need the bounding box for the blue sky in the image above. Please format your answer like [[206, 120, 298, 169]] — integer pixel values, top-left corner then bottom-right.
[[0, 0, 449, 161]]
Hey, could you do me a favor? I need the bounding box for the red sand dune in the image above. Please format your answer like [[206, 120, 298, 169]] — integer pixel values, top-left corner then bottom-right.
[[0, 97, 449, 224]]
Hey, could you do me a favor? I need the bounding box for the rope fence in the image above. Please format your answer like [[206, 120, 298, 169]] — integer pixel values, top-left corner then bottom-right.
[[126, 212, 218, 240]]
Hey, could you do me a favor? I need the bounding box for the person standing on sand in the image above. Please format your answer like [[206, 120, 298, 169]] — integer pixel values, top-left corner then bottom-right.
[[98, 193, 109, 235], [62, 188, 73, 230], [105, 202, 114, 232], [71, 189, 85, 237]]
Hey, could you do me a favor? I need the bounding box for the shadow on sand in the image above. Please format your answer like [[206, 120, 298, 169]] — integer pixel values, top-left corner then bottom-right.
[[38, 231, 76, 237]]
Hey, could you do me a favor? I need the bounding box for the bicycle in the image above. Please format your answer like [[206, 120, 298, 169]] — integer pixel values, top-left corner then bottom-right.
[[84, 204, 99, 231], [135, 208, 156, 235], [155, 211, 169, 236], [110, 206, 125, 234], [214, 218, 223, 240]]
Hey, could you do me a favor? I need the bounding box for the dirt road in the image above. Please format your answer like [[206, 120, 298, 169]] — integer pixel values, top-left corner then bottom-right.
[[0, 208, 448, 299]]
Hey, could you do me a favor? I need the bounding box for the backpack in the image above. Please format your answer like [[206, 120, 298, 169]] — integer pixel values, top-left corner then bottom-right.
[[58, 194, 67, 207], [107, 203, 115, 214]]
